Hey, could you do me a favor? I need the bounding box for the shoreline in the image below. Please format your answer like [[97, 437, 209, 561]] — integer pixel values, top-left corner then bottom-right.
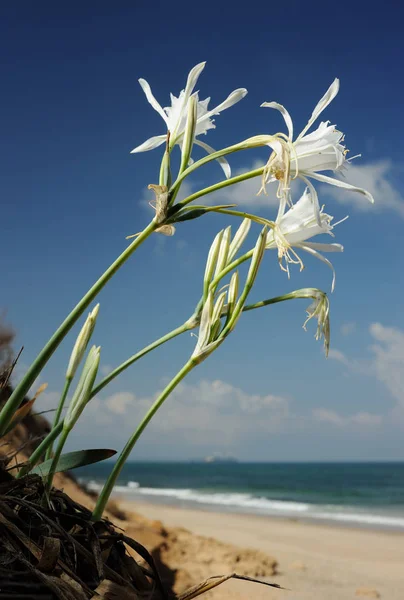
[[117, 497, 404, 599], [108, 490, 404, 534]]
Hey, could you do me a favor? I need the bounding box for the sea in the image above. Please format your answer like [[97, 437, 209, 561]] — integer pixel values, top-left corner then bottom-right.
[[76, 462, 404, 531]]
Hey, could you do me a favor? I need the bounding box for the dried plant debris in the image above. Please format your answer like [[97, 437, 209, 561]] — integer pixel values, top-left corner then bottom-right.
[[0, 474, 283, 598], [0, 474, 167, 599]]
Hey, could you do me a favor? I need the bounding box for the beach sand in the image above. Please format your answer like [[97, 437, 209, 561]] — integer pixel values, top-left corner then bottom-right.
[[118, 499, 404, 599]]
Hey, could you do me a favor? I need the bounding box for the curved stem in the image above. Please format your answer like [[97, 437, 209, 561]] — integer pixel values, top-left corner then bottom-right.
[[169, 136, 269, 198], [16, 420, 64, 479], [92, 357, 197, 521], [91, 319, 195, 398], [242, 293, 297, 312], [0, 219, 157, 436], [45, 378, 71, 460], [174, 166, 264, 208]]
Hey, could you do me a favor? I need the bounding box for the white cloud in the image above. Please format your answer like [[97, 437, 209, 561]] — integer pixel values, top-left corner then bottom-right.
[[341, 322, 356, 336], [209, 158, 403, 218], [313, 408, 382, 427], [369, 323, 404, 408], [327, 323, 404, 420], [328, 348, 349, 364], [350, 412, 383, 426], [81, 379, 291, 447], [105, 391, 136, 415], [100, 364, 113, 377], [322, 160, 404, 217]]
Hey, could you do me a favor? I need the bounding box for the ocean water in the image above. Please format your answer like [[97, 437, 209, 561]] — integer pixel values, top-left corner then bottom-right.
[[76, 462, 404, 531]]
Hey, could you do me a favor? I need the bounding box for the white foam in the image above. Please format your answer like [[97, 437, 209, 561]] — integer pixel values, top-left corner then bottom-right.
[[79, 480, 404, 529], [125, 486, 310, 512]]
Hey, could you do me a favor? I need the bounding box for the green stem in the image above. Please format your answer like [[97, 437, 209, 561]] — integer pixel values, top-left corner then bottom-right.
[[43, 426, 70, 496], [243, 294, 296, 312], [92, 357, 197, 521], [16, 420, 64, 479], [19, 318, 197, 479], [90, 319, 195, 398], [45, 378, 71, 461], [169, 136, 268, 199], [174, 167, 264, 208], [0, 219, 157, 436], [17, 292, 302, 481]]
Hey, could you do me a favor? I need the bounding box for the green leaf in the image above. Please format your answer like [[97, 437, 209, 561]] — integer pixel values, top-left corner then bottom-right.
[[173, 208, 208, 222], [171, 204, 237, 224], [30, 448, 116, 476]]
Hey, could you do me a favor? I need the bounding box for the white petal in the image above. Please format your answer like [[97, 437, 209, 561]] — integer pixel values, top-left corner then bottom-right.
[[299, 244, 337, 292], [308, 172, 375, 203], [130, 135, 166, 153], [296, 151, 345, 173], [297, 79, 340, 140], [261, 101, 293, 139], [173, 63, 207, 134], [138, 79, 168, 124], [198, 88, 247, 124], [303, 242, 344, 252], [299, 176, 322, 226], [194, 139, 231, 179], [184, 63, 206, 103]]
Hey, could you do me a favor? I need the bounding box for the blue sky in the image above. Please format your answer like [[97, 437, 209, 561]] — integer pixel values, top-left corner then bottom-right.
[[1, 1, 404, 461]]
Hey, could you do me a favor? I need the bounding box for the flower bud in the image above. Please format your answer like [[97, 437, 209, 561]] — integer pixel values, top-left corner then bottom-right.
[[214, 226, 231, 278], [226, 271, 239, 318], [66, 305, 100, 380], [228, 218, 251, 262], [246, 226, 267, 287], [65, 345, 101, 429], [211, 291, 227, 325], [179, 95, 197, 174], [203, 230, 224, 296]]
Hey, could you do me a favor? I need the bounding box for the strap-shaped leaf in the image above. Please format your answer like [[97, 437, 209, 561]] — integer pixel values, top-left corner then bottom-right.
[[30, 448, 116, 476]]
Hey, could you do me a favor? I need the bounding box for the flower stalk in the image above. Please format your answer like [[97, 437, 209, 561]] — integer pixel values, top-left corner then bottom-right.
[[44, 346, 100, 496], [91, 356, 198, 521]]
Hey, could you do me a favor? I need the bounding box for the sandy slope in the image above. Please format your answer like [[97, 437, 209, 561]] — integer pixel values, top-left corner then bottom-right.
[[118, 500, 404, 599]]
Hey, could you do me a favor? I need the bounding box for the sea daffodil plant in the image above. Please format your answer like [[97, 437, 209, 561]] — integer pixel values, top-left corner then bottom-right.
[[0, 62, 375, 521]]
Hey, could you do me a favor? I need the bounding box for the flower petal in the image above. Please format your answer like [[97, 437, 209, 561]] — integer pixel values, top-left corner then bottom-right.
[[299, 243, 337, 292], [138, 79, 168, 124], [261, 101, 293, 139], [183, 62, 206, 104], [297, 79, 340, 140], [308, 172, 375, 203], [299, 176, 322, 226], [173, 63, 207, 134], [198, 88, 247, 125], [303, 241, 344, 252], [194, 139, 231, 179], [130, 135, 166, 153]]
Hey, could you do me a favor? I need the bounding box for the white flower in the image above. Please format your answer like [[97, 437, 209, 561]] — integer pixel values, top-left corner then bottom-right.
[[265, 188, 345, 291], [303, 291, 330, 356], [261, 79, 374, 221], [131, 62, 247, 178]]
